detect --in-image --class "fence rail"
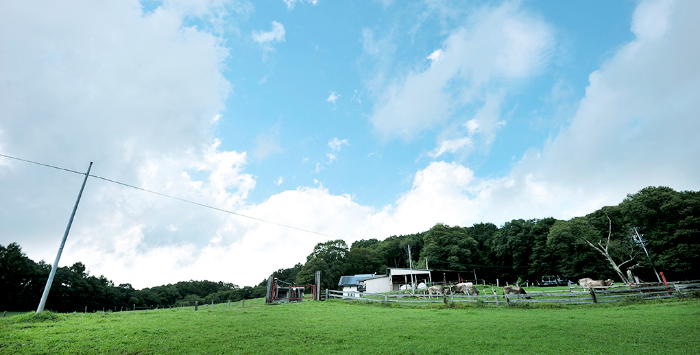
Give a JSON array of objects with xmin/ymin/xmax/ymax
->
[{"xmin": 326, "ymin": 283, "xmax": 700, "ymax": 305}]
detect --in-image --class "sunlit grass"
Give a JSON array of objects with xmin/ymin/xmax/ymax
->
[{"xmin": 1, "ymin": 298, "xmax": 698, "ymax": 354}]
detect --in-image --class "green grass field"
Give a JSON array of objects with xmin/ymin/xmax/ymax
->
[{"xmin": 1, "ymin": 298, "xmax": 699, "ymax": 354}]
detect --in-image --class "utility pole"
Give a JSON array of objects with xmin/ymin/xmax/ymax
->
[
  {"xmin": 407, "ymin": 245, "xmax": 415, "ymax": 294},
  {"xmin": 37, "ymin": 162, "xmax": 92, "ymax": 313},
  {"xmin": 632, "ymin": 227, "xmax": 662, "ymax": 283}
]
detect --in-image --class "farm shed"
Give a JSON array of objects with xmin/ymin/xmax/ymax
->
[
  {"xmin": 338, "ymin": 274, "xmax": 376, "ymax": 297},
  {"xmin": 364, "ymin": 275, "xmax": 391, "ymax": 293},
  {"xmin": 429, "ymin": 269, "xmax": 480, "ymax": 285},
  {"xmin": 387, "ymin": 268, "xmax": 432, "ymax": 291}
]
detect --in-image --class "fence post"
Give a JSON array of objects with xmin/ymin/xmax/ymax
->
[
  {"xmin": 242, "ymin": 299, "xmax": 245, "ymax": 307},
  {"xmin": 228, "ymin": 300, "xmax": 230, "ymax": 309},
  {"xmin": 3, "ymin": 311, "xmax": 6, "ymax": 318},
  {"xmin": 443, "ymin": 294, "xmax": 447, "ymax": 306},
  {"xmin": 195, "ymin": 301, "xmax": 198, "ymax": 311},
  {"xmin": 590, "ymin": 288, "xmax": 598, "ymax": 304},
  {"xmin": 497, "ymin": 279, "xmax": 499, "ymax": 287},
  {"xmin": 326, "ymin": 289, "xmax": 329, "ymax": 301},
  {"xmin": 133, "ymin": 304, "xmax": 135, "ymax": 311},
  {"xmin": 84, "ymin": 306, "xmax": 87, "ymax": 313},
  {"xmin": 673, "ymin": 284, "xmax": 685, "ymax": 298},
  {"xmin": 384, "ymin": 294, "xmax": 388, "ymax": 303},
  {"xmin": 505, "ymin": 294, "xmax": 511, "ymax": 306}
]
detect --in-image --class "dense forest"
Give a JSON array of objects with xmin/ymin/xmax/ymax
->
[{"xmin": 2, "ymin": 186, "xmax": 698, "ymax": 312}]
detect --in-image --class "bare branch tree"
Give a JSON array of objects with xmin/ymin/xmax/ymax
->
[{"xmin": 581, "ymin": 214, "xmax": 641, "ymax": 284}]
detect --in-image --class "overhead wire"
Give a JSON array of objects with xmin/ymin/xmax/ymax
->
[{"xmin": 0, "ymin": 153, "xmax": 336, "ymax": 238}]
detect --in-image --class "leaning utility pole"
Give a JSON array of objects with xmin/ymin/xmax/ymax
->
[
  {"xmin": 632, "ymin": 227, "xmax": 663, "ymax": 283},
  {"xmin": 37, "ymin": 162, "xmax": 92, "ymax": 313}
]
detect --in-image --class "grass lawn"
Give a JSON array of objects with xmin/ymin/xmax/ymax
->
[{"xmin": 1, "ymin": 298, "xmax": 698, "ymax": 354}]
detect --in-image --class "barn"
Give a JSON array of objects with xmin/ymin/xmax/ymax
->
[
  {"xmin": 363, "ymin": 268, "xmax": 432, "ymax": 293},
  {"xmin": 338, "ymin": 274, "xmax": 376, "ymax": 297}
]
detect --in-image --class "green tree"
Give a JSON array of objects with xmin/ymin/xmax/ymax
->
[
  {"xmin": 345, "ymin": 247, "xmax": 383, "ymax": 275},
  {"xmin": 546, "ymin": 217, "xmax": 611, "ymax": 280},
  {"xmin": 420, "ymin": 223, "xmax": 478, "ymax": 271},
  {"xmin": 621, "ymin": 186, "xmax": 700, "ymax": 280}
]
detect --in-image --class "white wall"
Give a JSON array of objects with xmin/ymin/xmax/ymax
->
[{"xmin": 365, "ymin": 276, "xmax": 391, "ymax": 293}]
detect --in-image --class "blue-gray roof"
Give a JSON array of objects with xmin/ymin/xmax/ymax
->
[{"xmin": 338, "ymin": 274, "xmax": 375, "ymax": 286}]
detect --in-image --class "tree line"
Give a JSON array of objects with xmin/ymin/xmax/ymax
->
[
  {"xmin": 0, "ymin": 245, "xmax": 268, "ymax": 312},
  {"xmin": 2, "ymin": 186, "xmax": 698, "ymax": 311},
  {"xmin": 287, "ymin": 186, "xmax": 699, "ymax": 290}
]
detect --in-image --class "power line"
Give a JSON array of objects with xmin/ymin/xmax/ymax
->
[{"xmin": 0, "ymin": 153, "xmax": 336, "ymax": 238}]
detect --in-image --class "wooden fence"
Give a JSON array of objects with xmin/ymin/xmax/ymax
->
[{"xmin": 326, "ymin": 283, "xmax": 700, "ymax": 305}]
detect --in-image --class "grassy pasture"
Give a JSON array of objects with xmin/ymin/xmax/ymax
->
[{"xmin": 1, "ymin": 298, "xmax": 698, "ymax": 354}]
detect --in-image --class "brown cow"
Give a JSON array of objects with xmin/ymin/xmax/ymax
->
[{"xmin": 503, "ymin": 286, "xmax": 530, "ymax": 300}]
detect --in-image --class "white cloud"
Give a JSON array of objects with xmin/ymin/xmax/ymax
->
[
  {"xmin": 328, "ymin": 138, "xmax": 348, "ymax": 151},
  {"xmin": 252, "ymin": 21, "xmax": 285, "ymax": 54},
  {"xmin": 283, "ymin": 0, "xmax": 318, "ymax": 11},
  {"xmin": 327, "ymin": 153, "xmax": 337, "ymax": 163},
  {"xmin": 428, "ymin": 137, "xmax": 472, "ymax": 158},
  {"xmin": 327, "ymin": 91, "xmax": 340, "ymax": 104},
  {"xmin": 275, "ymin": 176, "xmax": 284, "ymax": 186},
  {"xmin": 427, "ymin": 49, "xmax": 442, "ymax": 62},
  {"xmin": 368, "ymin": 2, "xmax": 553, "ymax": 140}
]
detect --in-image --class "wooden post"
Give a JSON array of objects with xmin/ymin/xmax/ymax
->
[
  {"xmin": 384, "ymin": 294, "xmax": 388, "ymax": 303},
  {"xmin": 195, "ymin": 301, "xmax": 198, "ymax": 311},
  {"xmin": 326, "ymin": 289, "xmax": 329, "ymax": 301},
  {"xmin": 228, "ymin": 300, "xmax": 230, "ymax": 309},
  {"xmin": 242, "ymin": 299, "xmax": 245, "ymax": 307},
  {"xmin": 492, "ymin": 287, "xmax": 499, "ymax": 305},
  {"xmin": 505, "ymin": 294, "xmax": 511, "ymax": 306},
  {"xmin": 84, "ymin": 306, "xmax": 87, "ymax": 313},
  {"xmin": 590, "ymin": 288, "xmax": 598, "ymax": 304},
  {"xmin": 443, "ymin": 294, "xmax": 447, "ymax": 306},
  {"xmin": 497, "ymin": 279, "xmax": 499, "ymax": 287},
  {"xmin": 3, "ymin": 311, "xmax": 6, "ymax": 318},
  {"xmin": 133, "ymin": 304, "xmax": 135, "ymax": 311}
]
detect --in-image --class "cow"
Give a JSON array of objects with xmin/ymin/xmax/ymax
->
[
  {"xmin": 452, "ymin": 283, "xmax": 471, "ymax": 294},
  {"xmin": 503, "ymin": 286, "xmax": 530, "ymax": 300},
  {"xmin": 427, "ymin": 285, "xmax": 446, "ymax": 298},
  {"xmin": 587, "ymin": 279, "xmax": 614, "ymax": 288},
  {"xmin": 578, "ymin": 278, "xmax": 593, "ymax": 290}
]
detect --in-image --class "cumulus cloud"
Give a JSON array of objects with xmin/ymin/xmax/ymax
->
[
  {"xmin": 368, "ymin": 2, "xmax": 553, "ymax": 140},
  {"xmin": 0, "ymin": 0, "xmax": 249, "ymax": 286}
]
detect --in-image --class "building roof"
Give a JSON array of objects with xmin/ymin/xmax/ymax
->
[
  {"xmin": 338, "ymin": 274, "xmax": 376, "ymax": 286},
  {"xmin": 387, "ymin": 268, "xmax": 431, "ymax": 276}
]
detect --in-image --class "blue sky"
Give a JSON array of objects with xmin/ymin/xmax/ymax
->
[
  {"xmin": 214, "ymin": 0, "xmax": 637, "ymax": 207},
  {"xmin": 1, "ymin": 0, "xmax": 698, "ymax": 288}
]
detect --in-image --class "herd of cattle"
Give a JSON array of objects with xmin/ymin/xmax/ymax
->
[{"xmin": 424, "ymin": 278, "xmax": 614, "ymax": 299}]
